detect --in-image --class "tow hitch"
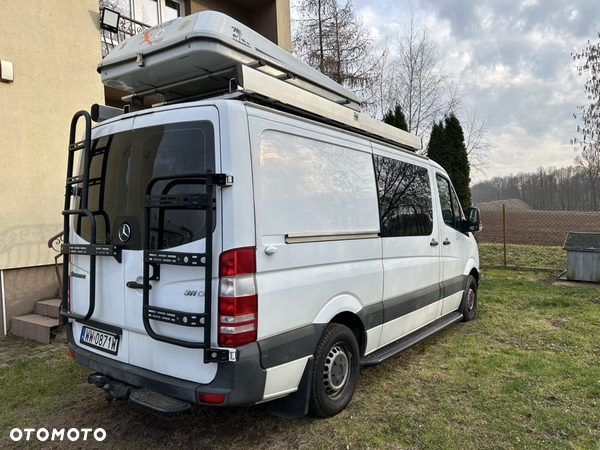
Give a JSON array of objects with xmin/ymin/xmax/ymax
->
[{"xmin": 88, "ymin": 373, "xmax": 191, "ymax": 419}]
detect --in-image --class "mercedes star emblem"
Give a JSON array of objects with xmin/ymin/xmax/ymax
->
[{"xmin": 118, "ymin": 223, "xmax": 131, "ymax": 243}]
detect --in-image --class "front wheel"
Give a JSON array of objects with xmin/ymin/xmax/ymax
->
[
  {"xmin": 461, "ymin": 274, "xmax": 478, "ymax": 322},
  {"xmin": 309, "ymin": 323, "xmax": 360, "ymax": 418}
]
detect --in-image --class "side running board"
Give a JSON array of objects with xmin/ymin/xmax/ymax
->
[{"xmin": 361, "ymin": 312, "xmax": 463, "ymax": 367}]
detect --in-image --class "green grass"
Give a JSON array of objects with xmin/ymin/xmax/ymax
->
[
  {"xmin": 479, "ymin": 243, "xmax": 567, "ymax": 269},
  {"xmin": 1, "ymin": 270, "xmax": 599, "ymax": 449},
  {"xmin": 0, "ymin": 352, "xmax": 90, "ymax": 434}
]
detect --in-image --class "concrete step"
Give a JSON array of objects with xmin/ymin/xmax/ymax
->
[
  {"xmin": 36, "ymin": 299, "xmax": 62, "ymax": 319},
  {"xmin": 11, "ymin": 314, "xmax": 59, "ymax": 345}
]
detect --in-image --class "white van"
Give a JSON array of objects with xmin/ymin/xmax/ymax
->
[{"xmin": 63, "ymin": 11, "xmax": 481, "ymax": 419}]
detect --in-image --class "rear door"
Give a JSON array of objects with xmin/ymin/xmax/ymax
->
[
  {"xmin": 70, "ymin": 118, "xmax": 134, "ymax": 365},
  {"xmin": 71, "ymin": 106, "xmax": 221, "ymax": 384}
]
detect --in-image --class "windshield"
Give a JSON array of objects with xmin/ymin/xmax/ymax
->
[{"xmin": 76, "ymin": 121, "xmax": 216, "ymax": 250}]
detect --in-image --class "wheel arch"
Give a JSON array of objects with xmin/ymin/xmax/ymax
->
[
  {"xmin": 464, "ymin": 257, "xmax": 480, "ymax": 286},
  {"xmin": 314, "ymin": 294, "xmax": 367, "ymax": 356}
]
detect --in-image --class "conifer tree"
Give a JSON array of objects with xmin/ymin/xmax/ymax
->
[
  {"xmin": 427, "ymin": 114, "xmax": 471, "ymax": 209},
  {"xmin": 383, "ymin": 104, "xmax": 408, "ymax": 131},
  {"xmin": 444, "ymin": 114, "xmax": 471, "ymax": 209},
  {"xmin": 293, "ymin": 0, "xmax": 377, "ymax": 92},
  {"xmin": 426, "ymin": 120, "xmax": 446, "ymax": 167}
]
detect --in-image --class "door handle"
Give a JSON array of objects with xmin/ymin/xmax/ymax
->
[
  {"xmin": 443, "ymin": 239, "xmax": 451, "ymax": 245},
  {"xmin": 126, "ymin": 281, "xmax": 151, "ymax": 290},
  {"xmin": 430, "ymin": 239, "xmax": 439, "ymax": 247}
]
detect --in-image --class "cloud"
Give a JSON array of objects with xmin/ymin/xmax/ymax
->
[
  {"xmin": 480, "ymin": 124, "xmax": 577, "ymax": 181},
  {"xmin": 351, "ymin": 0, "xmax": 594, "ymax": 180}
]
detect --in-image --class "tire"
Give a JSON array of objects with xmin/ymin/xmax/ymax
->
[
  {"xmin": 461, "ymin": 274, "xmax": 478, "ymax": 322},
  {"xmin": 309, "ymin": 323, "xmax": 360, "ymax": 418}
]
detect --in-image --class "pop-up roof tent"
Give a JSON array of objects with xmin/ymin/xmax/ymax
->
[{"xmin": 98, "ymin": 11, "xmax": 421, "ymax": 151}]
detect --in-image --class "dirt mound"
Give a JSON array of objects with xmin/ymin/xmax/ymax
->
[{"xmin": 476, "ymin": 199, "xmax": 531, "ymax": 211}]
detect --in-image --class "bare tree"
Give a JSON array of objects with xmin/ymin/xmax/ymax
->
[
  {"xmin": 390, "ymin": 16, "xmax": 461, "ymax": 140},
  {"xmin": 471, "ymin": 164, "xmax": 599, "ymax": 211},
  {"xmin": 572, "ymin": 33, "xmax": 600, "ymax": 209},
  {"xmin": 361, "ymin": 39, "xmax": 397, "ymax": 118},
  {"xmin": 293, "ymin": 0, "xmax": 381, "ymax": 96},
  {"xmin": 574, "ymin": 148, "xmax": 600, "ymax": 209},
  {"xmin": 462, "ymin": 106, "xmax": 494, "ymax": 176}
]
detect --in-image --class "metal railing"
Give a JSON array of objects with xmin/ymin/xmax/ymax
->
[
  {"xmin": 100, "ymin": 7, "xmax": 151, "ymax": 58},
  {"xmin": 47, "ymin": 231, "xmax": 64, "ymax": 298}
]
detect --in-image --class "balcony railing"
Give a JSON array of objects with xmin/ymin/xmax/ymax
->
[{"xmin": 100, "ymin": 7, "xmax": 151, "ymax": 58}]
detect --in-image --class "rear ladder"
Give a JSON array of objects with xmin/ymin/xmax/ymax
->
[{"xmin": 61, "ymin": 111, "xmax": 122, "ymax": 325}]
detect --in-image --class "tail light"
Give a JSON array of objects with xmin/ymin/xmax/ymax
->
[{"xmin": 218, "ymin": 248, "xmax": 257, "ymax": 347}]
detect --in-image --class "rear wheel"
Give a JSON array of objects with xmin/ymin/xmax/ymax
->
[
  {"xmin": 309, "ymin": 323, "xmax": 360, "ymax": 418},
  {"xmin": 461, "ymin": 275, "xmax": 478, "ymax": 322}
]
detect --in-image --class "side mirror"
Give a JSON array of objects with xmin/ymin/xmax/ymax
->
[{"xmin": 465, "ymin": 207, "xmax": 481, "ymax": 233}]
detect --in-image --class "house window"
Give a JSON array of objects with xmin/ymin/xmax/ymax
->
[
  {"xmin": 142, "ymin": 0, "xmax": 160, "ymax": 26},
  {"xmin": 100, "ymin": 0, "xmax": 185, "ymax": 26},
  {"xmin": 135, "ymin": 0, "xmax": 184, "ymax": 26},
  {"xmin": 165, "ymin": 0, "xmax": 182, "ymax": 21}
]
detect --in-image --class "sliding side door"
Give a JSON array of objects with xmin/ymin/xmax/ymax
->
[{"xmin": 373, "ymin": 145, "xmax": 442, "ymax": 347}]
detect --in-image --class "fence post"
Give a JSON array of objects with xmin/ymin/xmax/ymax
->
[{"xmin": 502, "ymin": 203, "xmax": 507, "ymax": 266}]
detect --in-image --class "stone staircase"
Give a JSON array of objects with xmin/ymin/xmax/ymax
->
[{"xmin": 11, "ymin": 299, "xmax": 61, "ymax": 344}]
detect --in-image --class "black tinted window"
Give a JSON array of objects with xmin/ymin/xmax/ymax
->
[
  {"xmin": 374, "ymin": 155, "xmax": 434, "ymax": 237},
  {"xmin": 78, "ymin": 121, "xmax": 215, "ymax": 250}
]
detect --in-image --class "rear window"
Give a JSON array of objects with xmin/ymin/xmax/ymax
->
[{"xmin": 77, "ymin": 121, "xmax": 215, "ymax": 250}]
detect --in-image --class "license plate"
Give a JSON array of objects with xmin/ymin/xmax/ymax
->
[{"xmin": 80, "ymin": 326, "xmax": 120, "ymax": 355}]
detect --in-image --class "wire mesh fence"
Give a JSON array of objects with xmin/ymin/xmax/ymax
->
[{"xmin": 477, "ymin": 203, "xmax": 600, "ymax": 270}]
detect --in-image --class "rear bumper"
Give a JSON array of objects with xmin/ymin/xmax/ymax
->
[{"xmin": 68, "ymin": 324, "xmax": 266, "ymax": 406}]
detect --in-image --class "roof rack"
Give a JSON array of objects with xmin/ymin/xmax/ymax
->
[
  {"xmin": 120, "ymin": 62, "xmax": 421, "ymax": 152},
  {"xmin": 241, "ymin": 65, "xmax": 421, "ymax": 150}
]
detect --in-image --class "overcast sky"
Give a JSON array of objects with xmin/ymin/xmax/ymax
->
[{"xmin": 331, "ymin": 0, "xmax": 597, "ymax": 182}]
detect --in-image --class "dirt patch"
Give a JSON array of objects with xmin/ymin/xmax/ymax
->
[
  {"xmin": 20, "ymin": 383, "xmax": 317, "ymax": 450},
  {"xmin": 550, "ymin": 317, "xmax": 569, "ymax": 328}
]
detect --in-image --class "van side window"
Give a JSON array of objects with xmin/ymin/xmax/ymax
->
[
  {"xmin": 436, "ymin": 174, "xmax": 463, "ymax": 229},
  {"xmin": 374, "ymin": 155, "xmax": 434, "ymax": 237}
]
